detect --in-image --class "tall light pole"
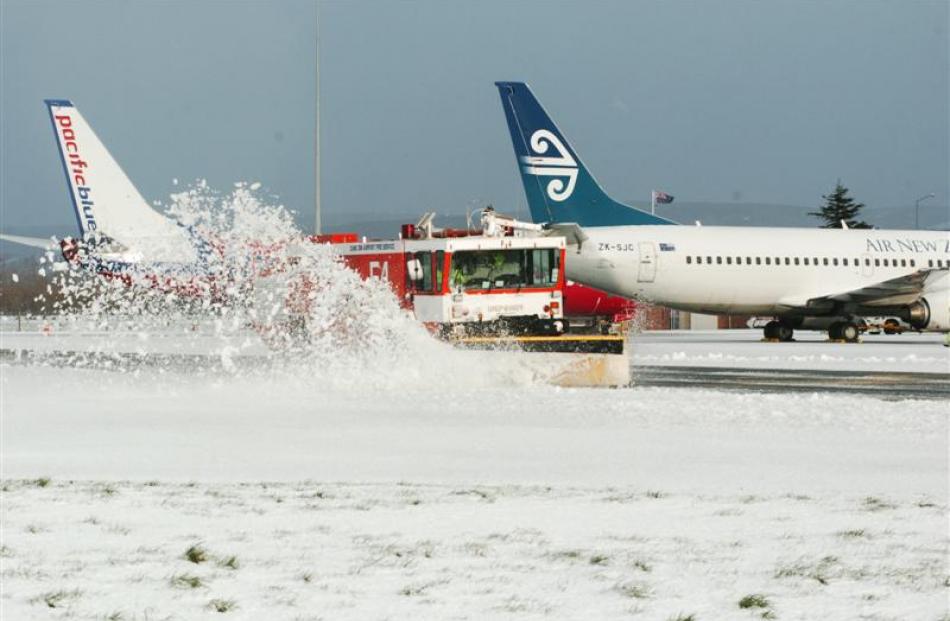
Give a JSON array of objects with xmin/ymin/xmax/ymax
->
[
  {"xmin": 314, "ymin": 2, "xmax": 322, "ymax": 235},
  {"xmin": 914, "ymin": 193, "xmax": 934, "ymax": 230}
]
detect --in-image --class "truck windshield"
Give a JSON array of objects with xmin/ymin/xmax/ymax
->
[{"xmin": 450, "ymin": 248, "xmax": 559, "ymax": 291}]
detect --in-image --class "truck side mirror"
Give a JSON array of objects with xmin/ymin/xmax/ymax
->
[{"xmin": 407, "ymin": 258, "xmax": 423, "ymax": 281}]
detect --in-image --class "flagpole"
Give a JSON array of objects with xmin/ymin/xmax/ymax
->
[{"xmin": 651, "ymin": 190, "xmax": 656, "ymax": 216}]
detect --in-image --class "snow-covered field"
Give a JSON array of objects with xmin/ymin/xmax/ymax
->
[{"xmin": 2, "ymin": 347, "xmax": 948, "ymax": 620}]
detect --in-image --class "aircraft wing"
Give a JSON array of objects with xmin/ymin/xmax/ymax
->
[
  {"xmin": 0, "ymin": 233, "xmax": 57, "ymax": 249},
  {"xmin": 786, "ymin": 268, "xmax": 948, "ymax": 310}
]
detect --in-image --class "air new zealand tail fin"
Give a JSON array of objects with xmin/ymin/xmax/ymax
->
[{"xmin": 495, "ymin": 82, "xmax": 674, "ymax": 227}]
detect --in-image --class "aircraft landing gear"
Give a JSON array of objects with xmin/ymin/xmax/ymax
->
[
  {"xmin": 763, "ymin": 321, "xmax": 794, "ymax": 342},
  {"xmin": 829, "ymin": 321, "xmax": 860, "ymax": 343}
]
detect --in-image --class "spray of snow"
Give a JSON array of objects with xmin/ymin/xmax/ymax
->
[{"xmin": 27, "ymin": 181, "xmax": 541, "ymax": 390}]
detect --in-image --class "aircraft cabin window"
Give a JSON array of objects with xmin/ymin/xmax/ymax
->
[
  {"xmin": 726, "ymin": 257, "xmax": 732, "ymax": 265},
  {"xmin": 900, "ymin": 259, "xmax": 906, "ymax": 267},
  {"xmin": 833, "ymin": 258, "xmax": 839, "ymax": 266},
  {"xmin": 736, "ymin": 257, "xmax": 742, "ymax": 264},
  {"xmin": 765, "ymin": 257, "xmax": 771, "ymax": 265},
  {"xmin": 874, "ymin": 259, "xmax": 880, "ymax": 267},
  {"xmin": 706, "ymin": 256, "xmax": 712, "ymax": 264},
  {"xmin": 755, "ymin": 257, "xmax": 761, "ymax": 265},
  {"xmin": 784, "ymin": 257, "xmax": 790, "ymax": 265},
  {"xmin": 803, "ymin": 258, "xmax": 809, "ymax": 265},
  {"xmin": 686, "ymin": 256, "xmax": 692, "ymax": 264},
  {"xmin": 823, "ymin": 258, "xmax": 829, "ymax": 266},
  {"xmin": 928, "ymin": 259, "xmax": 934, "ymax": 267},
  {"xmin": 794, "ymin": 258, "xmax": 800, "ymax": 265},
  {"xmin": 883, "ymin": 259, "xmax": 889, "ymax": 267},
  {"xmin": 813, "ymin": 257, "xmax": 818, "ymax": 265},
  {"xmin": 716, "ymin": 256, "xmax": 722, "ymax": 265},
  {"xmin": 843, "ymin": 258, "xmax": 848, "ymax": 266},
  {"xmin": 865, "ymin": 258, "xmax": 870, "ymax": 266},
  {"xmin": 910, "ymin": 259, "xmax": 915, "ymax": 267}
]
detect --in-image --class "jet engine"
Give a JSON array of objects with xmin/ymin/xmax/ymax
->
[{"xmin": 904, "ymin": 289, "xmax": 949, "ymax": 331}]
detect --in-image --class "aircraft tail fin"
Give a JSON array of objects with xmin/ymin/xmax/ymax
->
[
  {"xmin": 44, "ymin": 100, "xmax": 194, "ymax": 261},
  {"xmin": 494, "ymin": 82, "xmax": 674, "ymax": 227}
]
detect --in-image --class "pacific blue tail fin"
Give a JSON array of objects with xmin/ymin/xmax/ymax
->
[
  {"xmin": 495, "ymin": 82, "xmax": 674, "ymax": 227},
  {"xmin": 44, "ymin": 99, "xmax": 195, "ymax": 262}
]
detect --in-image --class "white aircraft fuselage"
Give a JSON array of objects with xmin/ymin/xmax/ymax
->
[{"xmin": 570, "ymin": 225, "xmax": 950, "ymax": 328}]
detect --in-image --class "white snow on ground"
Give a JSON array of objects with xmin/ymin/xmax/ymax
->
[
  {"xmin": 632, "ymin": 329, "xmax": 950, "ymax": 373},
  {"xmin": 2, "ymin": 361, "xmax": 948, "ymax": 620},
  {"xmin": 2, "ymin": 479, "xmax": 945, "ymax": 621}
]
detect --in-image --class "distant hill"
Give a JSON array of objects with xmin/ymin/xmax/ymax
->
[
  {"xmin": 632, "ymin": 201, "xmax": 948, "ymax": 230},
  {"xmin": 324, "ymin": 200, "xmax": 949, "ymax": 235},
  {"xmin": 3, "ymin": 200, "xmax": 946, "ymax": 260}
]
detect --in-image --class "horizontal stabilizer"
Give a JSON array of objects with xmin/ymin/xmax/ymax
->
[{"xmin": 0, "ymin": 233, "xmax": 57, "ymax": 249}]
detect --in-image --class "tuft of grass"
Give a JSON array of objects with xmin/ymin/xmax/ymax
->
[
  {"xmin": 170, "ymin": 574, "xmax": 204, "ymax": 589},
  {"xmin": 400, "ymin": 584, "xmax": 428, "ymax": 597},
  {"xmin": 208, "ymin": 599, "xmax": 236, "ymax": 613},
  {"xmin": 33, "ymin": 589, "xmax": 81, "ymax": 608},
  {"xmin": 632, "ymin": 559, "xmax": 652, "ymax": 572},
  {"xmin": 645, "ymin": 490, "xmax": 665, "ymax": 499},
  {"xmin": 34, "ymin": 477, "xmax": 51, "ymax": 488},
  {"xmin": 550, "ymin": 549, "xmax": 582, "ymax": 561},
  {"xmin": 184, "ymin": 544, "xmax": 208, "ymax": 564},
  {"xmin": 863, "ymin": 496, "xmax": 895, "ymax": 511},
  {"xmin": 838, "ymin": 528, "xmax": 869, "ymax": 539},
  {"xmin": 105, "ymin": 611, "xmax": 126, "ymax": 620},
  {"xmin": 219, "ymin": 555, "xmax": 239, "ymax": 570},
  {"xmin": 775, "ymin": 555, "xmax": 837, "ymax": 585},
  {"xmin": 615, "ymin": 582, "xmax": 650, "ymax": 599},
  {"xmin": 667, "ymin": 614, "xmax": 696, "ymax": 621},
  {"xmin": 300, "ymin": 572, "xmax": 313, "ymax": 583},
  {"xmin": 589, "ymin": 554, "xmax": 609, "ymax": 566},
  {"xmin": 451, "ymin": 488, "xmax": 494, "ymax": 502},
  {"xmin": 738, "ymin": 594, "xmax": 771, "ymax": 609}
]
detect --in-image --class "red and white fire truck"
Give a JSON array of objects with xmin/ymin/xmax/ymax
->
[{"xmin": 323, "ymin": 209, "xmax": 571, "ymax": 338}]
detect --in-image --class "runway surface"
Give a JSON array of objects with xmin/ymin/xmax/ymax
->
[{"xmin": 633, "ymin": 365, "xmax": 949, "ymax": 400}]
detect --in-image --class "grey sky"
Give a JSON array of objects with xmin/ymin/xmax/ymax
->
[{"xmin": 2, "ymin": 0, "xmax": 947, "ymax": 235}]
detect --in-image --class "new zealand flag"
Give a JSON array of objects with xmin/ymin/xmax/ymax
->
[{"xmin": 654, "ymin": 191, "xmax": 674, "ymax": 204}]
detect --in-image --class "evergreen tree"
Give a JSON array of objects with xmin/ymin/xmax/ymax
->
[{"xmin": 809, "ymin": 181, "xmax": 872, "ymax": 229}]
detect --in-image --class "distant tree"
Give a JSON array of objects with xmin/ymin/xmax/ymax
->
[{"xmin": 809, "ymin": 181, "xmax": 872, "ymax": 229}]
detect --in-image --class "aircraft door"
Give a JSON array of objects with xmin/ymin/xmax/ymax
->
[{"xmin": 637, "ymin": 242, "xmax": 657, "ymax": 283}]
